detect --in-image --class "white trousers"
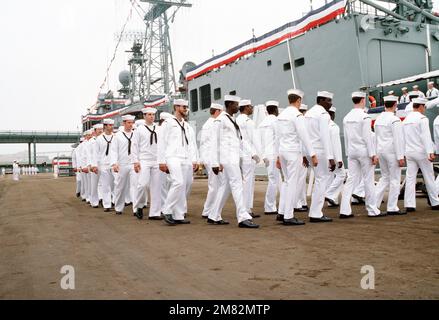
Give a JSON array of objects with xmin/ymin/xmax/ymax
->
[
  {"xmin": 208, "ymin": 163, "xmax": 253, "ymax": 223},
  {"xmin": 296, "ymin": 166, "xmax": 308, "ymax": 209},
  {"xmin": 75, "ymin": 173, "xmax": 81, "ymax": 195},
  {"xmin": 80, "ymin": 172, "xmax": 90, "ymax": 202},
  {"xmin": 264, "ymin": 159, "xmax": 280, "ymax": 213},
  {"xmin": 309, "ymin": 153, "xmax": 333, "ymax": 218},
  {"xmin": 278, "ymin": 153, "xmax": 302, "ymax": 220},
  {"xmin": 375, "ymin": 153, "xmax": 402, "ymax": 212},
  {"xmin": 340, "ymin": 157, "xmax": 380, "ymax": 216},
  {"xmin": 163, "ymin": 160, "xmax": 192, "ymax": 220},
  {"xmin": 241, "ymin": 161, "xmax": 256, "ymax": 212},
  {"xmin": 325, "ymin": 167, "xmax": 347, "ymax": 204},
  {"xmin": 202, "ymin": 164, "xmax": 220, "ymax": 218},
  {"xmin": 113, "ymin": 165, "xmax": 134, "ymax": 213},
  {"xmin": 160, "ymin": 172, "xmax": 170, "ymax": 209},
  {"xmin": 90, "ymin": 172, "xmax": 100, "ymax": 207},
  {"xmin": 134, "ymin": 162, "xmax": 161, "ymax": 217},
  {"xmin": 404, "ymin": 154, "xmax": 439, "ymax": 208},
  {"xmin": 12, "ymin": 173, "xmax": 19, "ymax": 181},
  {"xmin": 99, "ymin": 167, "xmax": 114, "ymax": 209}
]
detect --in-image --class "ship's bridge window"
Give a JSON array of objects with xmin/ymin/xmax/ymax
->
[
  {"xmin": 190, "ymin": 89, "xmax": 198, "ymax": 112},
  {"xmin": 283, "ymin": 62, "xmax": 291, "ymax": 71},
  {"xmin": 295, "ymin": 58, "xmax": 305, "ymax": 68},
  {"xmin": 267, "ymin": 60, "xmax": 272, "ymax": 67},
  {"xmin": 214, "ymin": 87, "xmax": 222, "ymax": 101},
  {"xmin": 200, "ymin": 84, "xmax": 212, "ymax": 110},
  {"xmin": 229, "ymin": 90, "xmax": 237, "ymax": 95}
]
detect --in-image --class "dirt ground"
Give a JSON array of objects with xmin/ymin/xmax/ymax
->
[{"xmin": 0, "ymin": 173, "xmax": 438, "ymax": 300}]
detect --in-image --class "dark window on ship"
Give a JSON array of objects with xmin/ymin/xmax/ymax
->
[
  {"xmin": 199, "ymin": 84, "xmax": 212, "ymax": 110},
  {"xmin": 229, "ymin": 90, "xmax": 237, "ymax": 95},
  {"xmin": 267, "ymin": 60, "xmax": 272, "ymax": 67},
  {"xmin": 295, "ymin": 58, "xmax": 305, "ymax": 68},
  {"xmin": 214, "ymin": 87, "xmax": 222, "ymax": 101},
  {"xmin": 190, "ymin": 89, "xmax": 198, "ymax": 112},
  {"xmin": 283, "ymin": 62, "xmax": 291, "ymax": 71}
]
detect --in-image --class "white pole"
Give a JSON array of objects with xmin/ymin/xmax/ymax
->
[{"xmin": 286, "ymin": 37, "xmax": 297, "ymax": 89}]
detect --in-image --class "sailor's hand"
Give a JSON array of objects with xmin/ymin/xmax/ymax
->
[
  {"xmin": 329, "ymin": 159, "xmax": 336, "ymax": 172},
  {"xmin": 263, "ymin": 158, "xmax": 270, "ymax": 167},
  {"xmin": 219, "ymin": 165, "xmax": 224, "ymax": 173},
  {"xmin": 398, "ymin": 159, "xmax": 406, "ymax": 168},
  {"xmin": 82, "ymin": 167, "xmax": 89, "ymax": 174},
  {"xmin": 429, "ymin": 154, "xmax": 436, "ymax": 162},
  {"xmin": 159, "ymin": 164, "xmax": 169, "ymax": 174},
  {"xmin": 276, "ymin": 158, "xmax": 282, "ymax": 170},
  {"xmin": 212, "ymin": 167, "xmax": 220, "ymax": 175},
  {"xmin": 372, "ymin": 156, "xmax": 379, "ymax": 166},
  {"xmin": 112, "ymin": 164, "xmax": 119, "ymax": 173},
  {"xmin": 193, "ymin": 163, "xmax": 199, "ymax": 173},
  {"xmin": 134, "ymin": 163, "xmax": 141, "ymax": 173},
  {"xmin": 303, "ymin": 157, "xmax": 310, "ymax": 168},
  {"xmin": 92, "ymin": 167, "xmax": 98, "ymax": 174},
  {"xmin": 338, "ymin": 161, "xmax": 343, "ymax": 169},
  {"xmin": 252, "ymin": 155, "xmax": 261, "ymax": 164},
  {"xmin": 311, "ymin": 155, "xmax": 318, "ymax": 167}
]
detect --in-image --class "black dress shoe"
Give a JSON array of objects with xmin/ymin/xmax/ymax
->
[
  {"xmin": 405, "ymin": 207, "xmax": 416, "ymax": 213},
  {"xmin": 104, "ymin": 208, "xmax": 112, "ymax": 213},
  {"xmin": 92, "ymin": 206, "xmax": 99, "ymax": 209},
  {"xmin": 387, "ymin": 211, "xmax": 407, "ymax": 216},
  {"xmin": 325, "ymin": 198, "xmax": 339, "ymax": 208},
  {"xmin": 294, "ymin": 207, "xmax": 308, "ymax": 213},
  {"xmin": 207, "ymin": 219, "xmax": 230, "ymax": 225},
  {"xmin": 339, "ymin": 214, "xmax": 354, "ymax": 219},
  {"xmin": 116, "ymin": 212, "xmax": 123, "ymax": 215},
  {"xmin": 302, "ymin": 206, "xmax": 309, "ymax": 211},
  {"xmin": 283, "ymin": 218, "xmax": 306, "ymax": 226},
  {"xmin": 264, "ymin": 212, "xmax": 278, "ymax": 215},
  {"xmin": 125, "ymin": 202, "xmax": 132, "ymax": 207},
  {"xmin": 163, "ymin": 214, "xmax": 177, "ymax": 226},
  {"xmin": 368, "ymin": 213, "xmax": 388, "ymax": 218},
  {"xmin": 99, "ymin": 200, "xmax": 103, "ymax": 208},
  {"xmin": 135, "ymin": 209, "xmax": 144, "ymax": 220},
  {"xmin": 432, "ymin": 205, "xmax": 439, "ymax": 211},
  {"xmin": 310, "ymin": 216, "xmax": 333, "ymax": 223},
  {"xmin": 149, "ymin": 216, "xmax": 164, "ymax": 221},
  {"xmin": 82, "ymin": 199, "xmax": 86, "ymax": 202},
  {"xmin": 174, "ymin": 219, "xmax": 191, "ymax": 225},
  {"xmin": 239, "ymin": 220, "xmax": 260, "ymax": 229},
  {"xmin": 201, "ymin": 215, "xmax": 209, "ymax": 219},
  {"xmin": 76, "ymin": 193, "xmax": 81, "ymax": 198},
  {"xmin": 250, "ymin": 212, "xmax": 261, "ymax": 219},
  {"xmin": 352, "ymin": 194, "xmax": 365, "ymax": 204},
  {"xmin": 276, "ymin": 214, "xmax": 284, "ymax": 222}
]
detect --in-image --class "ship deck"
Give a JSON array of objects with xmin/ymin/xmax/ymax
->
[{"xmin": 0, "ymin": 174, "xmax": 438, "ymax": 299}]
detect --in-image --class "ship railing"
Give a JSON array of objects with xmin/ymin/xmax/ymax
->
[
  {"xmin": 0, "ymin": 131, "xmax": 82, "ymax": 136},
  {"xmin": 347, "ymin": 0, "xmax": 393, "ymax": 18}
]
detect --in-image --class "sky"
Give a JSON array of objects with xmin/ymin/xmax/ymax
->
[{"xmin": 0, "ymin": 0, "xmax": 438, "ymax": 155}]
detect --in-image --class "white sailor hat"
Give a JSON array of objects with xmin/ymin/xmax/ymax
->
[
  {"xmin": 408, "ymin": 91, "xmax": 420, "ymax": 97},
  {"xmin": 135, "ymin": 120, "xmax": 146, "ymax": 126},
  {"xmin": 103, "ymin": 119, "xmax": 115, "ymax": 125},
  {"xmin": 388, "ymin": 91, "xmax": 395, "ymax": 95},
  {"xmin": 142, "ymin": 107, "xmax": 158, "ymax": 114},
  {"xmin": 299, "ymin": 104, "xmax": 308, "ymax": 111},
  {"xmin": 224, "ymin": 95, "xmax": 241, "ymax": 103},
  {"xmin": 288, "ymin": 89, "xmax": 304, "ymax": 99},
  {"xmin": 266, "ymin": 100, "xmax": 279, "ymax": 107},
  {"xmin": 413, "ymin": 85, "xmax": 419, "ymax": 89},
  {"xmin": 317, "ymin": 91, "xmax": 334, "ymax": 99},
  {"xmin": 210, "ymin": 103, "xmax": 224, "ymax": 111},
  {"xmin": 351, "ymin": 91, "xmax": 366, "ymax": 99},
  {"xmin": 160, "ymin": 112, "xmax": 173, "ymax": 121},
  {"xmin": 329, "ymin": 106, "xmax": 337, "ymax": 112},
  {"xmin": 412, "ymin": 98, "xmax": 428, "ymax": 105},
  {"xmin": 80, "ymin": 137, "xmax": 85, "ymax": 142},
  {"xmin": 384, "ymin": 95, "xmax": 399, "ymax": 103},
  {"xmin": 122, "ymin": 115, "xmax": 135, "ymax": 122},
  {"xmin": 93, "ymin": 124, "xmax": 104, "ymax": 130},
  {"xmin": 84, "ymin": 130, "xmax": 92, "ymax": 136},
  {"xmin": 174, "ymin": 99, "xmax": 189, "ymax": 106},
  {"xmin": 239, "ymin": 99, "xmax": 252, "ymax": 107},
  {"xmin": 401, "ymin": 87, "xmax": 408, "ymax": 91}
]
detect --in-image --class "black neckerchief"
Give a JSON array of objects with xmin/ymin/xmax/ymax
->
[
  {"xmin": 122, "ymin": 132, "xmax": 133, "ymax": 155},
  {"xmin": 145, "ymin": 124, "xmax": 157, "ymax": 145},
  {"xmin": 103, "ymin": 135, "xmax": 113, "ymax": 156},
  {"xmin": 225, "ymin": 114, "xmax": 242, "ymax": 140},
  {"xmin": 174, "ymin": 118, "xmax": 189, "ymax": 146}
]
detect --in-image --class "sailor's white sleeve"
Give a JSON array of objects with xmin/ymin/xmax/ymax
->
[
  {"xmin": 189, "ymin": 126, "xmax": 199, "ymax": 164},
  {"xmin": 110, "ymin": 136, "xmax": 119, "ymax": 167},
  {"xmin": 273, "ymin": 122, "xmax": 280, "ymax": 159},
  {"xmin": 330, "ymin": 125, "xmax": 343, "ymax": 163},
  {"xmin": 391, "ymin": 118, "xmax": 405, "ymax": 161},
  {"xmin": 210, "ymin": 119, "xmax": 221, "ymax": 168},
  {"xmin": 259, "ymin": 127, "xmax": 268, "ymax": 159},
  {"xmin": 319, "ymin": 114, "xmax": 334, "ymax": 160},
  {"xmin": 247, "ymin": 120, "xmax": 261, "ymax": 157},
  {"xmin": 420, "ymin": 117, "xmax": 434, "ymax": 156},
  {"xmin": 296, "ymin": 115, "xmax": 316, "ymax": 157},
  {"xmin": 427, "ymin": 97, "xmax": 439, "ymax": 110},
  {"xmin": 91, "ymin": 140, "xmax": 99, "ymax": 168},
  {"xmin": 72, "ymin": 149, "xmax": 77, "ymax": 168},
  {"xmin": 361, "ymin": 116, "xmax": 376, "ymax": 158},
  {"xmin": 199, "ymin": 125, "xmax": 208, "ymax": 165},
  {"xmin": 157, "ymin": 121, "xmax": 169, "ymax": 165},
  {"xmin": 434, "ymin": 119, "xmax": 439, "ymax": 154},
  {"xmin": 131, "ymin": 130, "xmax": 141, "ymax": 164}
]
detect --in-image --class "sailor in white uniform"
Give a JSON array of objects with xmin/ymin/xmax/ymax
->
[
  {"xmin": 158, "ymin": 112, "xmax": 173, "ymax": 209},
  {"xmin": 325, "ymin": 107, "xmax": 346, "ymax": 207},
  {"xmin": 110, "ymin": 115, "xmax": 136, "ymax": 215},
  {"xmin": 158, "ymin": 99, "xmax": 199, "ymax": 225},
  {"xmin": 295, "ymin": 104, "xmax": 311, "ymax": 212},
  {"xmin": 399, "ymin": 87, "xmax": 410, "ymax": 104},
  {"xmin": 79, "ymin": 130, "xmax": 92, "ymax": 203},
  {"xmin": 72, "ymin": 138, "xmax": 84, "ymax": 198},
  {"xmin": 374, "ymin": 95, "xmax": 406, "ymax": 215},
  {"xmin": 132, "ymin": 108, "xmax": 163, "ymax": 221},
  {"xmin": 402, "ymin": 98, "xmax": 439, "ymax": 211},
  {"xmin": 93, "ymin": 119, "xmax": 115, "ymax": 212},
  {"xmin": 209, "ymin": 95, "xmax": 259, "ymax": 228},
  {"xmin": 88, "ymin": 124, "xmax": 104, "ymax": 208},
  {"xmin": 200, "ymin": 103, "xmax": 224, "ymax": 219},
  {"xmin": 276, "ymin": 89, "xmax": 317, "ymax": 226},
  {"xmin": 304, "ymin": 91, "xmax": 336, "ymax": 223},
  {"xmin": 339, "ymin": 92, "xmax": 382, "ymax": 218},
  {"xmin": 258, "ymin": 101, "xmax": 281, "ymax": 215},
  {"xmin": 427, "ymin": 81, "xmax": 439, "ymax": 99},
  {"xmin": 12, "ymin": 161, "xmax": 20, "ymax": 181},
  {"xmin": 412, "ymin": 85, "xmax": 425, "ymax": 99},
  {"xmin": 237, "ymin": 99, "xmax": 261, "ymax": 218}
]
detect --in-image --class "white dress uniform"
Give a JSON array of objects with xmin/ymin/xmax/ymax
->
[
  {"xmin": 304, "ymin": 103, "xmax": 334, "ymax": 219},
  {"xmin": 72, "ymin": 145, "xmax": 81, "ymax": 196},
  {"xmin": 403, "ymin": 108, "xmax": 439, "ymax": 209},
  {"xmin": 157, "ymin": 116, "xmax": 198, "ymax": 221},
  {"xmin": 340, "ymin": 104, "xmax": 381, "ymax": 217},
  {"xmin": 325, "ymin": 119, "xmax": 346, "ymax": 204},
  {"xmin": 236, "ymin": 109, "xmax": 260, "ymax": 214},
  {"xmin": 400, "ymin": 94, "xmax": 410, "ymax": 104},
  {"xmin": 209, "ymin": 111, "xmax": 254, "ymax": 223},
  {"xmin": 427, "ymin": 87, "xmax": 439, "ymax": 99},
  {"xmin": 276, "ymin": 105, "xmax": 315, "ymax": 220},
  {"xmin": 94, "ymin": 132, "xmax": 115, "ymax": 210},
  {"xmin": 374, "ymin": 107, "xmax": 405, "ymax": 213},
  {"xmin": 131, "ymin": 122, "xmax": 161, "ymax": 218},
  {"xmin": 414, "ymin": 90, "xmax": 426, "ymax": 99},
  {"xmin": 259, "ymin": 114, "xmax": 281, "ymax": 213},
  {"xmin": 110, "ymin": 129, "xmax": 136, "ymax": 214},
  {"xmin": 186, "ymin": 123, "xmax": 199, "ymax": 198},
  {"xmin": 12, "ymin": 162, "xmax": 20, "ymax": 181},
  {"xmin": 200, "ymin": 117, "xmax": 219, "ymax": 218},
  {"xmin": 79, "ymin": 138, "xmax": 91, "ymax": 202},
  {"xmin": 434, "ymin": 116, "xmax": 439, "ymax": 191},
  {"xmin": 87, "ymin": 136, "xmax": 100, "ymax": 207}
]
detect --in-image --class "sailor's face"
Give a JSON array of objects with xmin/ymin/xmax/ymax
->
[
  {"xmin": 230, "ymin": 102, "xmax": 239, "ymax": 114},
  {"xmin": 95, "ymin": 129, "xmax": 103, "ymax": 136},
  {"xmin": 104, "ymin": 125, "xmax": 114, "ymax": 133},
  {"xmin": 176, "ymin": 105, "xmax": 189, "ymax": 116},
  {"xmin": 144, "ymin": 113, "xmax": 155, "ymax": 124},
  {"xmin": 247, "ymin": 106, "xmax": 254, "ymax": 116},
  {"xmin": 321, "ymin": 98, "xmax": 333, "ymax": 109},
  {"xmin": 124, "ymin": 120, "xmax": 134, "ymax": 131}
]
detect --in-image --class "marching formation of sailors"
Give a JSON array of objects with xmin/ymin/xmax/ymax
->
[{"xmin": 73, "ymin": 83, "xmax": 439, "ymax": 229}]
